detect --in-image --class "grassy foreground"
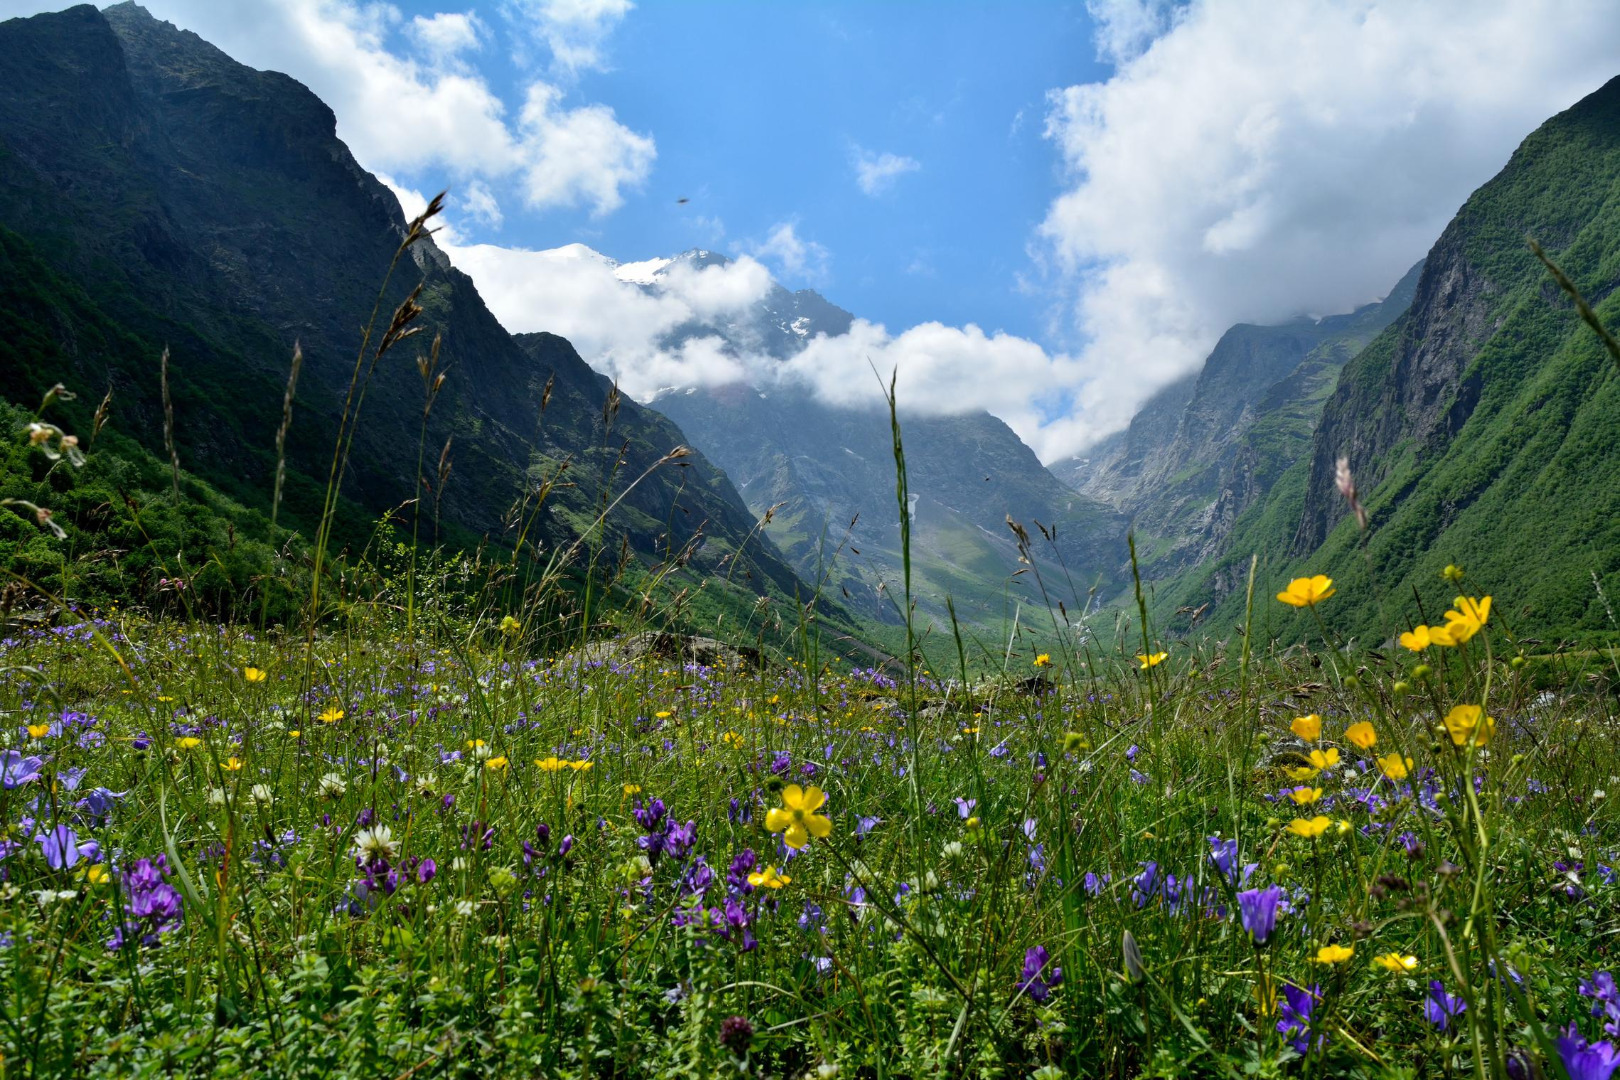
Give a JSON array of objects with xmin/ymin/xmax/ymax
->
[{"xmin": 0, "ymin": 567, "xmax": 1617, "ymax": 1079}]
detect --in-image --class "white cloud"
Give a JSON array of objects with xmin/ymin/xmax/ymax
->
[
  {"xmin": 459, "ymin": 179, "xmax": 504, "ymax": 229},
  {"xmin": 852, "ymin": 147, "xmax": 921, "ymax": 196},
  {"xmin": 408, "ymin": 11, "xmax": 485, "ymax": 64},
  {"xmin": 517, "ymin": 82, "xmax": 655, "ymax": 216},
  {"xmin": 1037, "ymin": 0, "xmax": 1620, "ymax": 458},
  {"xmin": 746, "ymin": 222, "xmax": 830, "ymax": 283},
  {"xmin": 507, "ymin": 0, "xmax": 635, "ymax": 76},
  {"xmin": 441, "ymin": 239, "xmax": 774, "ymax": 391},
  {"xmin": 59, "ymin": 0, "xmax": 653, "ymax": 220},
  {"xmin": 1084, "ymin": 0, "xmax": 1179, "ymax": 65}
]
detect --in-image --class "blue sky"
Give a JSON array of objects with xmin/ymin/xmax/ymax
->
[
  {"xmin": 530, "ymin": 2, "xmax": 1105, "ymax": 339},
  {"xmin": 10, "ymin": 0, "xmax": 1620, "ymax": 457}
]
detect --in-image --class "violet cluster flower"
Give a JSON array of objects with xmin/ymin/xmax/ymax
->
[
  {"xmin": 106, "ymin": 856, "xmax": 184, "ymax": 950},
  {"xmin": 1582, "ymin": 971, "xmax": 1620, "ymax": 1038},
  {"xmin": 1556, "ymin": 1024, "xmax": 1619, "ymax": 1080},
  {"xmin": 1018, "ymin": 945, "xmax": 1064, "ymax": 1003},
  {"xmin": 1425, "ymin": 980, "xmax": 1467, "ymax": 1031},
  {"xmin": 1276, "ymin": 983, "xmax": 1322, "ymax": 1055},
  {"xmin": 1237, "ymin": 884, "xmax": 1284, "ymax": 945},
  {"xmin": 727, "ymin": 849, "xmax": 758, "ymax": 894}
]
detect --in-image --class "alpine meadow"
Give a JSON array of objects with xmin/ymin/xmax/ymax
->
[{"xmin": 4, "ymin": 4, "xmax": 1620, "ymax": 1079}]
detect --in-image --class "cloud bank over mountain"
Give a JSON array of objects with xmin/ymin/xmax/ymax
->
[{"xmin": 1036, "ymin": 0, "xmax": 1620, "ymax": 455}]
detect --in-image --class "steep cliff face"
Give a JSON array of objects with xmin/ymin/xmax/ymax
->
[
  {"xmin": 1164, "ymin": 73, "xmax": 1620, "ymax": 641},
  {"xmin": 1051, "ymin": 263, "xmax": 1419, "ymax": 583},
  {"xmin": 0, "ymin": 4, "xmax": 803, "ymax": 602}
]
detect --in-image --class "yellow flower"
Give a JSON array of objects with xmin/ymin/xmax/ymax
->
[
  {"xmin": 623, "ymin": 784, "xmax": 642, "ymax": 798},
  {"xmin": 536, "ymin": 756, "xmax": 567, "ymax": 773},
  {"xmin": 569, "ymin": 760, "xmax": 593, "ymax": 772},
  {"xmin": 1285, "ymin": 765, "xmax": 1321, "ymax": 782},
  {"xmin": 1373, "ymin": 952, "xmax": 1418, "ymax": 972},
  {"xmin": 499, "ymin": 614, "xmax": 521, "ymax": 636},
  {"xmin": 1376, "ymin": 753, "xmax": 1413, "ymax": 780},
  {"xmin": 1442, "ymin": 564, "xmax": 1465, "ymax": 583},
  {"xmin": 1288, "ymin": 815, "xmax": 1331, "ymax": 838},
  {"xmin": 1277, "ymin": 575, "xmax": 1335, "ymax": 608},
  {"xmin": 1033, "ymin": 653, "xmax": 1052, "ymax": 668},
  {"xmin": 1345, "ymin": 721, "xmax": 1377, "ymax": 750},
  {"xmin": 243, "ymin": 667, "xmax": 267, "ymax": 683},
  {"xmin": 1137, "ymin": 651, "xmax": 1168, "ymax": 669},
  {"xmin": 747, "ymin": 865, "xmax": 791, "ymax": 890},
  {"xmin": 1434, "ymin": 595, "xmax": 1490, "ymax": 645},
  {"xmin": 319, "ymin": 706, "xmax": 344, "ymax": 724},
  {"xmin": 1443, "ymin": 704, "xmax": 1494, "ymax": 747},
  {"xmin": 485, "ymin": 756, "xmax": 509, "ymax": 771},
  {"xmin": 964, "ymin": 816, "xmax": 980, "ymax": 830},
  {"xmin": 175, "ymin": 737, "xmax": 201, "ymax": 750},
  {"xmin": 961, "ymin": 726, "xmax": 980, "ymax": 735},
  {"xmin": 289, "ymin": 730, "xmax": 301, "ymax": 739},
  {"xmin": 223, "ymin": 757, "xmax": 244, "ymax": 772},
  {"xmin": 1314, "ymin": 943, "xmax": 1354, "ymax": 964},
  {"xmin": 157, "ymin": 696, "xmax": 175, "ymax": 703},
  {"xmin": 1307, "ymin": 747, "xmax": 1340, "ymax": 771},
  {"xmin": 765, "ymin": 784, "xmax": 832, "ymax": 849},
  {"xmin": 1288, "ymin": 786, "xmax": 1322, "ymax": 805},
  {"xmin": 655, "ymin": 710, "xmax": 672, "ymax": 719},
  {"xmin": 85, "ymin": 864, "xmax": 110, "ymax": 885},
  {"xmin": 467, "ymin": 739, "xmax": 485, "ymax": 750},
  {"xmin": 26, "ymin": 723, "xmax": 51, "ymax": 739},
  {"xmin": 1399, "ymin": 626, "xmax": 1433, "ymax": 651},
  {"xmin": 722, "ymin": 732, "xmax": 745, "ymax": 747},
  {"xmin": 1290, "ymin": 714, "xmax": 1322, "ymax": 740}
]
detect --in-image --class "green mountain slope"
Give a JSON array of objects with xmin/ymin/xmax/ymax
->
[
  {"xmin": 1051, "ymin": 264, "xmax": 1420, "ymax": 592},
  {"xmin": 0, "ymin": 4, "xmax": 809, "ymax": 623},
  {"xmin": 1162, "ymin": 72, "xmax": 1620, "ymax": 643}
]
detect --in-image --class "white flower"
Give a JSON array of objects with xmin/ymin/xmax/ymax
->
[
  {"xmin": 454, "ymin": 899, "xmax": 476, "ymax": 918},
  {"xmin": 940, "ymin": 841, "xmax": 964, "ymax": 861},
  {"xmin": 250, "ymin": 784, "xmax": 273, "ymax": 805},
  {"xmin": 319, "ymin": 772, "xmax": 347, "ymax": 799},
  {"xmin": 353, "ymin": 825, "xmax": 399, "ymax": 863},
  {"xmin": 207, "ymin": 787, "xmax": 227, "ymax": 807}
]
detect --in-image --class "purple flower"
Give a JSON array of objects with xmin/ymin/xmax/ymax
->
[
  {"xmin": 1208, "ymin": 836, "xmax": 1255, "ymax": 886},
  {"xmin": 1424, "ymin": 980, "xmax": 1467, "ymax": 1031},
  {"xmin": 1237, "ymin": 884, "xmax": 1284, "ymax": 945},
  {"xmin": 1581, "ymin": 971, "xmax": 1620, "ymax": 1038},
  {"xmin": 1276, "ymin": 983, "xmax": 1321, "ymax": 1055},
  {"xmin": 1131, "ymin": 862, "xmax": 1161, "ymax": 908},
  {"xmin": 1018, "ymin": 945, "xmax": 1064, "ymax": 1003},
  {"xmin": 855, "ymin": 815, "xmax": 881, "ymax": 838},
  {"xmin": 417, "ymin": 858, "xmax": 437, "ymax": 884},
  {"xmin": 0, "ymin": 750, "xmax": 42, "ymax": 789},
  {"xmin": 36, "ymin": 825, "xmax": 97, "ymax": 870},
  {"xmin": 1556, "ymin": 1025, "xmax": 1620, "ymax": 1080},
  {"xmin": 727, "ymin": 850, "xmax": 758, "ymax": 894},
  {"xmin": 954, "ymin": 797, "xmax": 977, "ymax": 819},
  {"xmin": 106, "ymin": 856, "xmax": 184, "ymax": 950}
]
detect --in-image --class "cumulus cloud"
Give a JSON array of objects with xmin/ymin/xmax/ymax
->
[
  {"xmin": 1038, "ymin": 0, "xmax": 1620, "ymax": 457},
  {"xmin": 441, "ymin": 238, "xmax": 773, "ymax": 391},
  {"xmin": 746, "ymin": 222, "xmax": 830, "ymax": 283},
  {"xmin": 852, "ymin": 147, "xmax": 921, "ymax": 196},
  {"xmin": 507, "ymin": 0, "xmax": 635, "ymax": 76},
  {"xmin": 408, "ymin": 11, "xmax": 485, "ymax": 64},
  {"xmin": 51, "ymin": 0, "xmax": 654, "ymax": 221},
  {"xmin": 518, "ymin": 82, "xmax": 655, "ymax": 216}
]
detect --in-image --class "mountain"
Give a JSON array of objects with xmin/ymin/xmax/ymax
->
[
  {"xmin": 0, "ymin": 4, "xmax": 807, "ymax": 617},
  {"xmin": 1052, "ymin": 262, "xmax": 1422, "ymax": 585},
  {"xmin": 1150, "ymin": 74, "xmax": 1620, "ymax": 642},
  {"xmin": 568, "ymin": 251, "xmax": 1128, "ymax": 627}
]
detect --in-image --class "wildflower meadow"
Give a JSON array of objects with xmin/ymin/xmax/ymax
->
[{"xmin": 2, "ymin": 202, "xmax": 1618, "ymax": 1080}]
